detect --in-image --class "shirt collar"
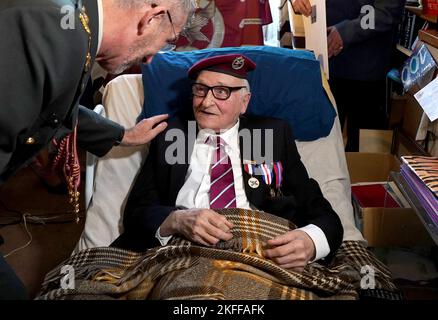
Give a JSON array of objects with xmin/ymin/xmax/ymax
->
[
  {"xmin": 196, "ymin": 119, "xmax": 240, "ymax": 152},
  {"xmin": 96, "ymin": 0, "xmax": 103, "ymax": 54}
]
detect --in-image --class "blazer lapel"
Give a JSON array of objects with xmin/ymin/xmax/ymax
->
[
  {"xmin": 83, "ymin": 0, "xmax": 99, "ymax": 59},
  {"xmin": 169, "ymin": 162, "xmax": 189, "ymax": 203},
  {"xmin": 168, "ymin": 118, "xmax": 193, "ymax": 203},
  {"xmin": 239, "ymin": 116, "xmax": 269, "ymax": 208}
]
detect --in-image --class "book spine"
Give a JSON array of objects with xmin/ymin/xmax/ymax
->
[{"xmin": 403, "ymin": 12, "xmax": 414, "ymax": 49}]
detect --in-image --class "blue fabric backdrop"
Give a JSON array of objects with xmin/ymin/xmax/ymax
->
[{"xmin": 140, "ymin": 46, "xmax": 336, "ymax": 141}]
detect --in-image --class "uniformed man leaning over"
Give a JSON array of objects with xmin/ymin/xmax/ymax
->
[{"xmin": 0, "ymin": 0, "xmax": 196, "ymax": 300}]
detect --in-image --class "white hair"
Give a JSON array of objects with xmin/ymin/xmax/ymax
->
[
  {"xmin": 116, "ymin": 0, "xmax": 196, "ymax": 22},
  {"xmin": 240, "ymin": 79, "xmax": 251, "ymax": 98},
  {"xmin": 242, "ymin": 79, "xmax": 250, "ymax": 92}
]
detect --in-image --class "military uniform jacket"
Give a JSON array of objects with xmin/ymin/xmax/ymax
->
[{"xmin": 0, "ymin": 0, "xmax": 123, "ymax": 183}]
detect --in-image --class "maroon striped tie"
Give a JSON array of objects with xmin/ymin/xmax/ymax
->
[{"xmin": 209, "ymin": 136, "xmax": 237, "ymax": 209}]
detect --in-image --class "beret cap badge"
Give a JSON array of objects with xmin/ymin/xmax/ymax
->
[{"xmin": 232, "ymin": 56, "xmax": 245, "ymax": 70}]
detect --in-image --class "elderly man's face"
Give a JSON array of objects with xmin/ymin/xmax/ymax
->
[{"xmin": 193, "ymin": 71, "xmax": 251, "ymax": 132}]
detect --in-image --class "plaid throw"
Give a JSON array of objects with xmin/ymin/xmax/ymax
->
[{"xmin": 36, "ymin": 208, "xmax": 401, "ymax": 300}]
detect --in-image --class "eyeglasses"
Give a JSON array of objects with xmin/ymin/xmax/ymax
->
[
  {"xmin": 160, "ymin": 10, "xmax": 178, "ymax": 51},
  {"xmin": 192, "ymin": 83, "xmax": 247, "ymax": 100}
]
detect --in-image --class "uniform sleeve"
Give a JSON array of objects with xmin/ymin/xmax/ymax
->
[
  {"xmin": 334, "ymin": 0, "xmax": 405, "ymax": 49},
  {"xmin": 122, "ymin": 136, "xmax": 177, "ymax": 250},
  {"xmin": 0, "ymin": 3, "xmax": 88, "ymax": 174},
  {"xmin": 281, "ymin": 122, "xmax": 344, "ymax": 255},
  {"xmin": 77, "ymin": 106, "xmax": 124, "ymax": 157}
]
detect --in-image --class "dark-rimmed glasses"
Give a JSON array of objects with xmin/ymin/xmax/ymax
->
[
  {"xmin": 160, "ymin": 10, "xmax": 178, "ymax": 51},
  {"xmin": 192, "ymin": 83, "xmax": 247, "ymax": 100}
]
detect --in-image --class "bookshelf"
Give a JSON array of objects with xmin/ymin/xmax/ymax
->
[
  {"xmin": 376, "ymin": 4, "xmax": 438, "ymax": 299},
  {"xmin": 397, "ymin": 44, "xmax": 413, "ymax": 56},
  {"xmin": 397, "ymin": 5, "xmax": 438, "ymax": 53},
  {"xmin": 391, "ymin": 4, "xmax": 438, "ymax": 157},
  {"xmin": 406, "ymin": 5, "xmax": 438, "ymax": 24},
  {"xmin": 419, "ymin": 28, "xmax": 438, "ymax": 47}
]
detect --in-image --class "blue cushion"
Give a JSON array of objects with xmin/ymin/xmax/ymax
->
[{"xmin": 140, "ymin": 46, "xmax": 336, "ymax": 141}]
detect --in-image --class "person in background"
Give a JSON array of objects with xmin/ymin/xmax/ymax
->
[
  {"xmin": 0, "ymin": 0, "xmax": 196, "ymax": 299},
  {"xmin": 291, "ymin": 0, "xmax": 404, "ymax": 151}
]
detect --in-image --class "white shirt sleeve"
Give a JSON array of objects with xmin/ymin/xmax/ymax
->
[
  {"xmin": 297, "ymin": 224, "xmax": 330, "ymax": 262},
  {"xmin": 155, "ymin": 227, "xmax": 173, "ymax": 246}
]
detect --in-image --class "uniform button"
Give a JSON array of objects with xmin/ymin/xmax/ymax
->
[
  {"xmin": 25, "ymin": 137, "xmax": 35, "ymax": 145},
  {"xmin": 49, "ymin": 113, "xmax": 60, "ymax": 126}
]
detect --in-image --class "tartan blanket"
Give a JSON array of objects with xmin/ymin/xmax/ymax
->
[{"xmin": 36, "ymin": 208, "xmax": 402, "ymax": 300}]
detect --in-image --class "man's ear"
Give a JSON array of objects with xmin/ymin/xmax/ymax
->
[
  {"xmin": 241, "ymin": 92, "xmax": 251, "ymax": 114},
  {"xmin": 137, "ymin": 4, "xmax": 167, "ymax": 35}
]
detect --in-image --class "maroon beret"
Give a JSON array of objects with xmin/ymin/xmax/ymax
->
[{"xmin": 188, "ymin": 54, "xmax": 256, "ymax": 79}]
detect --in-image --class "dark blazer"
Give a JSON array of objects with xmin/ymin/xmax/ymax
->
[
  {"xmin": 116, "ymin": 115, "xmax": 344, "ymax": 255},
  {"xmin": 327, "ymin": 0, "xmax": 405, "ymax": 81},
  {"xmin": 0, "ymin": 0, "xmax": 123, "ymax": 183}
]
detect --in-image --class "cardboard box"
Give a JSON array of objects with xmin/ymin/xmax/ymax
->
[
  {"xmin": 389, "ymin": 93, "xmax": 407, "ymax": 128},
  {"xmin": 346, "ymin": 152, "xmax": 432, "ymax": 247},
  {"xmin": 359, "ymin": 129, "xmax": 393, "ymax": 154},
  {"xmin": 402, "ymin": 94, "xmax": 424, "ymax": 140}
]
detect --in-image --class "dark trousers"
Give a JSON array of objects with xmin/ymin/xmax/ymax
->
[
  {"xmin": 329, "ymin": 77, "xmax": 388, "ymax": 152},
  {"xmin": 0, "ymin": 254, "xmax": 28, "ymax": 300}
]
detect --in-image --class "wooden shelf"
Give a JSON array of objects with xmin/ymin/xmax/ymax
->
[
  {"xmin": 397, "ymin": 44, "xmax": 413, "ymax": 56},
  {"xmin": 392, "ymin": 128, "xmax": 430, "ymax": 157},
  {"xmin": 419, "ymin": 29, "xmax": 438, "ymax": 48},
  {"xmin": 406, "ymin": 5, "xmax": 438, "ymax": 24}
]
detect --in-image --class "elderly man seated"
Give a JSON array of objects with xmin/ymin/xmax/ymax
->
[{"xmin": 114, "ymin": 54, "xmax": 344, "ymax": 272}]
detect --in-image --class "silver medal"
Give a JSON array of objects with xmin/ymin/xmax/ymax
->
[{"xmin": 248, "ymin": 177, "xmax": 260, "ymax": 189}]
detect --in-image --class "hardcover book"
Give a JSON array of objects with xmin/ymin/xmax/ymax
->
[
  {"xmin": 401, "ymin": 156, "xmax": 438, "ymax": 198},
  {"xmin": 400, "ymin": 42, "xmax": 437, "ymax": 92},
  {"xmin": 423, "ymin": 0, "xmax": 438, "ymax": 15}
]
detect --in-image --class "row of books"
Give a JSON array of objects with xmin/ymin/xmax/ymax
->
[
  {"xmin": 397, "ymin": 6, "xmax": 427, "ymax": 51},
  {"xmin": 400, "ymin": 156, "xmax": 438, "ymax": 225}
]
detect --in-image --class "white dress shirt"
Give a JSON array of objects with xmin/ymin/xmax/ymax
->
[
  {"xmin": 91, "ymin": 0, "xmax": 107, "ymax": 82},
  {"xmin": 96, "ymin": 0, "xmax": 103, "ymax": 54},
  {"xmin": 156, "ymin": 120, "xmax": 330, "ymax": 261}
]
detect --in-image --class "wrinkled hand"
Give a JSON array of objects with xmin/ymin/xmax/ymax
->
[
  {"xmin": 160, "ymin": 209, "xmax": 234, "ymax": 246},
  {"xmin": 120, "ymin": 114, "xmax": 168, "ymax": 146},
  {"xmin": 291, "ymin": 0, "xmax": 312, "ymax": 17},
  {"xmin": 327, "ymin": 26, "xmax": 344, "ymax": 58},
  {"xmin": 263, "ymin": 229, "xmax": 315, "ymax": 273}
]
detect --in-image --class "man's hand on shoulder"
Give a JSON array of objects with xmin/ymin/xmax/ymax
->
[
  {"xmin": 263, "ymin": 229, "xmax": 316, "ymax": 273},
  {"xmin": 160, "ymin": 209, "xmax": 234, "ymax": 246},
  {"xmin": 120, "ymin": 114, "xmax": 168, "ymax": 146}
]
